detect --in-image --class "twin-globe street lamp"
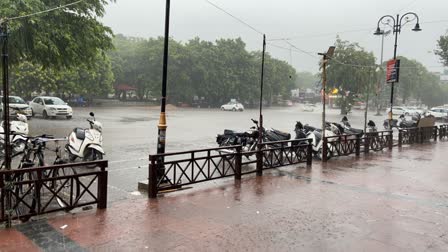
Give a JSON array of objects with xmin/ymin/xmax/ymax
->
[{"xmin": 374, "ymin": 13, "xmax": 421, "ymax": 129}]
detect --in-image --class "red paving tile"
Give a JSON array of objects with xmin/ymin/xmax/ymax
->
[
  {"xmin": 0, "ymin": 229, "xmax": 40, "ymax": 252},
  {"xmin": 2, "ymin": 141, "xmax": 448, "ymax": 251}
]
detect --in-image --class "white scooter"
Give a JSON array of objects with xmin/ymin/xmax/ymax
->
[
  {"xmin": 0, "ymin": 114, "xmax": 29, "ymax": 154},
  {"xmin": 302, "ymin": 122, "xmax": 341, "ymax": 160},
  {"xmin": 66, "ymin": 112, "xmax": 104, "ymax": 162}
]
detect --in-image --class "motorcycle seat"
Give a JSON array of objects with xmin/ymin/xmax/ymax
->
[
  {"xmin": 224, "ymin": 129, "xmax": 236, "ymax": 135},
  {"xmin": 271, "ymin": 129, "xmax": 290, "ymax": 138},
  {"xmin": 73, "ymin": 128, "xmax": 86, "ymax": 140},
  {"xmin": 304, "ymin": 125, "xmax": 318, "ymax": 132}
]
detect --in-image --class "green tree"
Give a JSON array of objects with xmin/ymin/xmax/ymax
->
[
  {"xmin": 10, "ymin": 54, "xmax": 114, "ymax": 99},
  {"xmin": 108, "ymin": 35, "xmax": 297, "ymax": 107},
  {"xmin": 0, "ymin": 0, "xmax": 114, "ymax": 68},
  {"xmin": 435, "ymin": 33, "xmax": 448, "ymax": 66},
  {"xmin": 325, "ymin": 38, "xmax": 376, "ymax": 114},
  {"xmin": 296, "ymin": 71, "xmax": 319, "ymax": 90}
]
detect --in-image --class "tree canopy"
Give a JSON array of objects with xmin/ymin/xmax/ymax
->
[
  {"xmin": 0, "ymin": 0, "xmax": 114, "ymax": 68},
  {"xmin": 109, "ymin": 35, "xmax": 297, "ymax": 107},
  {"xmin": 325, "ymin": 38, "xmax": 376, "ymax": 114},
  {"xmin": 436, "ymin": 34, "xmax": 448, "ymax": 66}
]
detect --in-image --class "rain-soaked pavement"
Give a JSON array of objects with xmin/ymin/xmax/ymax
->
[
  {"xmin": 1, "ymin": 119, "xmax": 448, "ymax": 251},
  {"xmin": 23, "ymin": 104, "xmax": 396, "ymax": 202}
]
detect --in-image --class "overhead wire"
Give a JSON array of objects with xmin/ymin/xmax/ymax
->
[
  {"xmin": 6, "ymin": 0, "xmax": 84, "ymax": 21},
  {"xmin": 204, "ymin": 0, "xmax": 264, "ymax": 36}
]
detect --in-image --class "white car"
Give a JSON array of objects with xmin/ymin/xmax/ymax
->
[
  {"xmin": 428, "ymin": 107, "xmax": 448, "ymax": 118},
  {"xmin": 386, "ymin": 106, "xmax": 411, "ymax": 115},
  {"xmin": 221, "ymin": 101, "xmax": 244, "ymax": 111},
  {"xmin": 302, "ymin": 103, "xmax": 315, "ymax": 112},
  {"xmin": 406, "ymin": 107, "xmax": 425, "ymax": 115},
  {"xmin": 30, "ymin": 96, "xmax": 73, "ymax": 119},
  {"xmin": 0, "ymin": 96, "xmax": 33, "ymax": 119}
]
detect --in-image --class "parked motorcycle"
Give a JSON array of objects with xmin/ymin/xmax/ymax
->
[
  {"xmin": 296, "ymin": 121, "xmax": 342, "ymax": 160},
  {"xmin": 217, "ymin": 119, "xmax": 291, "ymax": 155},
  {"xmin": 0, "ymin": 113, "xmax": 29, "ymax": 155},
  {"xmin": 383, "ymin": 113, "xmax": 420, "ymax": 129},
  {"xmin": 366, "ymin": 120, "xmax": 378, "ymax": 133},
  {"xmin": 340, "ymin": 116, "xmax": 364, "ymax": 136},
  {"xmin": 66, "ymin": 112, "xmax": 104, "ymax": 162},
  {"xmin": 216, "ymin": 123, "xmax": 259, "ymax": 153}
]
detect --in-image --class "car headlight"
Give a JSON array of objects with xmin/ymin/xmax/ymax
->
[{"xmin": 49, "ymin": 107, "xmax": 56, "ymax": 111}]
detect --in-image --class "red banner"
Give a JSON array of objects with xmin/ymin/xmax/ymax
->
[{"xmin": 386, "ymin": 59, "xmax": 400, "ymax": 83}]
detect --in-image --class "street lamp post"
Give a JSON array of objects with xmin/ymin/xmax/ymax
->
[
  {"xmin": 318, "ymin": 46, "xmax": 335, "ymax": 142},
  {"xmin": 375, "ymin": 29, "xmax": 391, "ymax": 116},
  {"xmin": 374, "ymin": 13, "xmax": 421, "ymax": 129},
  {"xmin": 256, "ymin": 34, "xmax": 266, "ymax": 177},
  {"xmin": 156, "ymin": 0, "xmax": 171, "ymax": 181},
  {"xmin": 0, "ymin": 20, "xmax": 11, "ymax": 171}
]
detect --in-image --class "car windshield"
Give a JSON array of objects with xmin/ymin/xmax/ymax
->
[
  {"xmin": 0, "ymin": 96, "xmax": 26, "ymax": 104},
  {"xmin": 44, "ymin": 98, "xmax": 65, "ymax": 105},
  {"xmin": 9, "ymin": 97, "xmax": 26, "ymax": 104}
]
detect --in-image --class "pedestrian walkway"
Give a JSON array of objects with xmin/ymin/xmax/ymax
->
[{"xmin": 2, "ymin": 141, "xmax": 448, "ymax": 251}]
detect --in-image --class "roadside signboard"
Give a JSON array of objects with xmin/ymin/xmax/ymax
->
[{"xmin": 386, "ymin": 59, "xmax": 400, "ymax": 83}]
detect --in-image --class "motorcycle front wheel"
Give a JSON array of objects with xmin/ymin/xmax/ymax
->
[{"xmin": 83, "ymin": 149, "xmax": 103, "ymax": 168}]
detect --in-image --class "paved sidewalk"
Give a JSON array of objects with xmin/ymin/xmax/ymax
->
[{"xmin": 2, "ymin": 142, "xmax": 448, "ymax": 251}]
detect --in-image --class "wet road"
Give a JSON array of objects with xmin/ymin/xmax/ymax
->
[
  {"xmin": 26, "ymin": 104, "xmax": 394, "ymax": 201},
  {"xmin": 2, "ymin": 139, "xmax": 448, "ymax": 251}
]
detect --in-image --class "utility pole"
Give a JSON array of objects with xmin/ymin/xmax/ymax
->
[
  {"xmin": 256, "ymin": 34, "xmax": 266, "ymax": 177},
  {"xmin": 1, "ymin": 20, "xmax": 11, "ymax": 171},
  {"xmin": 318, "ymin": 46, "xmax": 335, "ymax": 141},
  {"xmin": 156, "ymin": 0, "xmax": 171, "ymax": 182}
]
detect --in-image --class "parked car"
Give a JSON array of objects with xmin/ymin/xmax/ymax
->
[
  {"xmin": 406, "ymin": 106, "xmax": 425, "ymax": 115},
  {"xmin": 386, "ymin": 106, "xmax": 411, "ymax": 115},
  {"xmin": 428, "ymin": 107, "xmax": 448, "ymax": 118},
  {"xmin": 302, "ymin": 103, "xmax": 315, "ymax": 112},
  {"xmin": 29, "ymin": 96, "xmax": 73, "ymax": 119},
  {"xmin": 0, "ymin": 96, "xmax": 33, "ymax": 119},
  {"xmin": 220, "ymin": 101, "xmax": 244, "ymax": 111}
]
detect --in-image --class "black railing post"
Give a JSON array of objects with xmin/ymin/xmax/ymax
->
[
  {"xmin": 322, "ymin": 137, "xmax": 328, "ymax": 162},
  {"xmin": 388, "ymin": 131, "xmax": 393, "ymax": 150},
  {"xmin": 0, "ymin": 173, "xmax": 4, "ymax": 222},
  {"xmin": 256, "ymin": 144, "xmax": 263, "ymax": 176},
  {"xmin": 398, "ymin": 130, "xmax": 403, "ymax": 147},
  {"xmin": 364, "ymin": 134, "xmax": 370, "ymax": 154},
  {"xmin": 235, "ymin": 146, "xmax": 242, "ymax": 180},
  {"xmin": 355, "ymin": 134, "xmax": 361, "ymax": 156},
  {"xmin": 97, "ymin": 163, "xmax": 108, "ymax": 209},
  {"xmin": 306, "ymin": 139, "xmax": 313, "ymax": 166},
  {"xmin": 148, "ymin": 156, "xmax": 158, "ymax": 198},
  {"xmin": 280, "ymin": 142, "xmax": 285, "ymax": 166},
  {"xmin": 419, "ymin": 128, "xmax": 424, "ymax": 144},
  {"xmin": 36, "ymin": 170, "xmax": 42, "ymax": 214}
]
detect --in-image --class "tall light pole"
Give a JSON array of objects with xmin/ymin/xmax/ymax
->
[
  {"xmin": 0, "ymin": 20, "xmax": 11, "ymax": 171},
  {"xmin": 318, "ymin": 46, "xmax": 335, "ymax": 141},
  {"xmin": 374, "ymin": 12, "xmax": 421, "ymax": 129},
  {"xmin": 375, "ymin": 30, "xmax": 391, "ymax": 116},
  {"xmin": 156, "ymin": 0, "xmax": 171, "ymax": 181},
  {"xmin": 256, "ymin": 34, "xmax": 266, "ymax": 177}
]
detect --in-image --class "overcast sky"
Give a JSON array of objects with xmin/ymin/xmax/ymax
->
[{"xmin": 102, "ymin": 0, "xmax": 448, "ymax": 74}]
